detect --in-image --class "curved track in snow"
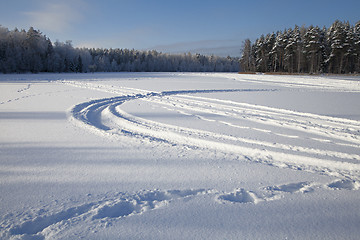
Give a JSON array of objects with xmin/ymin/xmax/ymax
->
[{"xmin": 63, "ymin": 80, "xmax": 360, "ymax": 182}]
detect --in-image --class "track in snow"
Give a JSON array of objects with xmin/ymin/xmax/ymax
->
[
  {"xmin": 64, "ymin": 81, "xmax": 360, "ymax": 182},
  {"xmin": 4, "ymin": 179, "xmax": 358, "ymax": 239}
]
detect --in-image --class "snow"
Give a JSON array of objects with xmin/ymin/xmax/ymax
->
[{"xmin": 0, "ymin": 72, "xmax": 360, "ymax": 239}]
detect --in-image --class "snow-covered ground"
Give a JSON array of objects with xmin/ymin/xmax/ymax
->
[{"xmin": 0, "ymin": 72, "xmax": 360, "ymax": 239}]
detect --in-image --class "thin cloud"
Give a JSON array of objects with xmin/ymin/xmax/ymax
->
[
  {"xmin": 76, "ymin": 27, "xmax": 161, "ymax": 49},
  {"xmin": 152, "ymin": 39, "xmax": 240, "ymax": 50},
  {"xmin": 23, "ymin": 1, "xmax": 85, "ymax": 33},
  {"xmin": 150, "ymin": 39, "xmax": 241, "ymax": 56}
]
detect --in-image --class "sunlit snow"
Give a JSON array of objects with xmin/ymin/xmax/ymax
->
[{"xmin": 1, "ymin": 72, "xmax": 359, "ymax": 239}]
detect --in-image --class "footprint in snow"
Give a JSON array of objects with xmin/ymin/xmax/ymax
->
[
  {"xmin": 4, "ymin": 181, "xmax": 358, "ymax": 238},
  {"xmin": 6, "ymin": 189, "xmax": 207, "ymax": 239},
  {"xmin": 216, "ymin": 188, "xmax": 263, "ymax": 204},
  {"xmin": 327, "ymin": 179, "xmax": 360, "ymax": 190},
  {"xmin": 265, "ymin": 181, "xmax": 314, "ymax": 194},
  {"xmin": 217, "ymin": 182, "xmax": 315, "ymax": 205}
]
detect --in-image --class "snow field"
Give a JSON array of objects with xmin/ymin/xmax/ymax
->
[
  {"xmin": 67, "ymin": 79, "xmax": 360, "ymax": 180},
  {"xmin": 0, "ymin": 72, "xmax": 360, "ymax": 239}
]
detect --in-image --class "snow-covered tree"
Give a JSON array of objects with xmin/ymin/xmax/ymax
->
[
  {"xmin": 240, "ymin": 39, "xmax": 253, "ymax": 72},
  {"xmin": 240, "ymin": 20, "xmax": 359, "ymax": 74},
  {"xmin": 303, "ymin": 26, "xmax": 324, "ymax": 73},
  {"xmin": 269, "ymin": 31, "xmax": 286, "ymax": 72},
  {"xmin": 354, "ymin": 21, "xmax": 360, "ymax": 72}
]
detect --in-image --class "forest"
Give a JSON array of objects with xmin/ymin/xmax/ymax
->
[
  {"xmin": 0, "ymin": 25, "xmax": 239, "ymax": 73},
  {"xmin": 240, "ymin": 20, "xmax": 360, "ymax": 74}
]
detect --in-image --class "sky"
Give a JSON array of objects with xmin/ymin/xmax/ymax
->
[{"xmin": 1, "ymin": 0, "xmax": 360, "ymax": 57}]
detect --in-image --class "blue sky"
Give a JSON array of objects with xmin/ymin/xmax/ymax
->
[{"xmin": 1, "ymin": 0, "xmax": 359, "ymax": 56}]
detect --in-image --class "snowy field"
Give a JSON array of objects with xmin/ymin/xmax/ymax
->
[{"xmin": 0, "ymin": 72, "xmax": 360, "ymax": 239}]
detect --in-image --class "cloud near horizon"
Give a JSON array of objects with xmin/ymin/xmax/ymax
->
[{"xmin": 149, "ymin": 39, "xmax": 241, "ymax": 57}]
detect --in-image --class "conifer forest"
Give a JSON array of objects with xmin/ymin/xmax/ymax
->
[
  {"xmin": 0, "ymin": 25, "xmax": 239, "ymax": 73},
  {"xmin": 240, "ymin": 20, "xmax": 360, "ymax": 74},
  {"xmin": 2, "ymin": 20, "xmax": 360, "ymax": 74}
]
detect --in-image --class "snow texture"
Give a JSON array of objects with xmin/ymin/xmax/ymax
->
[{"xmin": 0, "ymin": 72, "xmax": 359, "ymax": 239}]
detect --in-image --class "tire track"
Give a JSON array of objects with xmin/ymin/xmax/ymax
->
[{"xmin": 64, "ymin": 81, "xmax": 360, "ymax": 181}]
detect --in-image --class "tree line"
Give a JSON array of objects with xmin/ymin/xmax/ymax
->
[
  {"xmin": 0, "ymin": 25, "xmax": 239, "ymax": 73},
  {"xmin": 240, "ymin": 20, "xmax": 360, "ymax": 74}
]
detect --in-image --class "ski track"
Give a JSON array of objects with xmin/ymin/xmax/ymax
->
[{"xmin": 3, "ymin": 180, "xmax": 358, "ymax": 239}]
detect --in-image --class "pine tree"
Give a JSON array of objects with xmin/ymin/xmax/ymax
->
[
  {"xmin": 77, "ymin": 55, "xmax": 83, "ymax": 73},
  {"xmin": 303, "ymin": 26, "xmax": 322, "ymax": 73},
  {"xmin": 327, "ymin": 20, "xmax": 347, "ymax": 73},
  {"xmin": 343, "ymin": 22, "xmax": 356, "ymax": 73},
  {"xmin": 354, "ymin": 21, "xmax": 360, "ymax": 72},
  {"xmin": 254, "ymin": 35, "xmax": 266, "ymax": 72},
  {"xmin": 284, "ymin": 28, "xmax": 296, "ymax": 73},
  {"xmin": 270, "ymin": 31, "xmax": 285, "ymax": 72},
  {"xmin": 264, "ymin": 33, "xmax": 276, "ymax": 71},
  {"xmin": 240, "ymin": 39, "xmax": 253, "ymax": 72}
]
